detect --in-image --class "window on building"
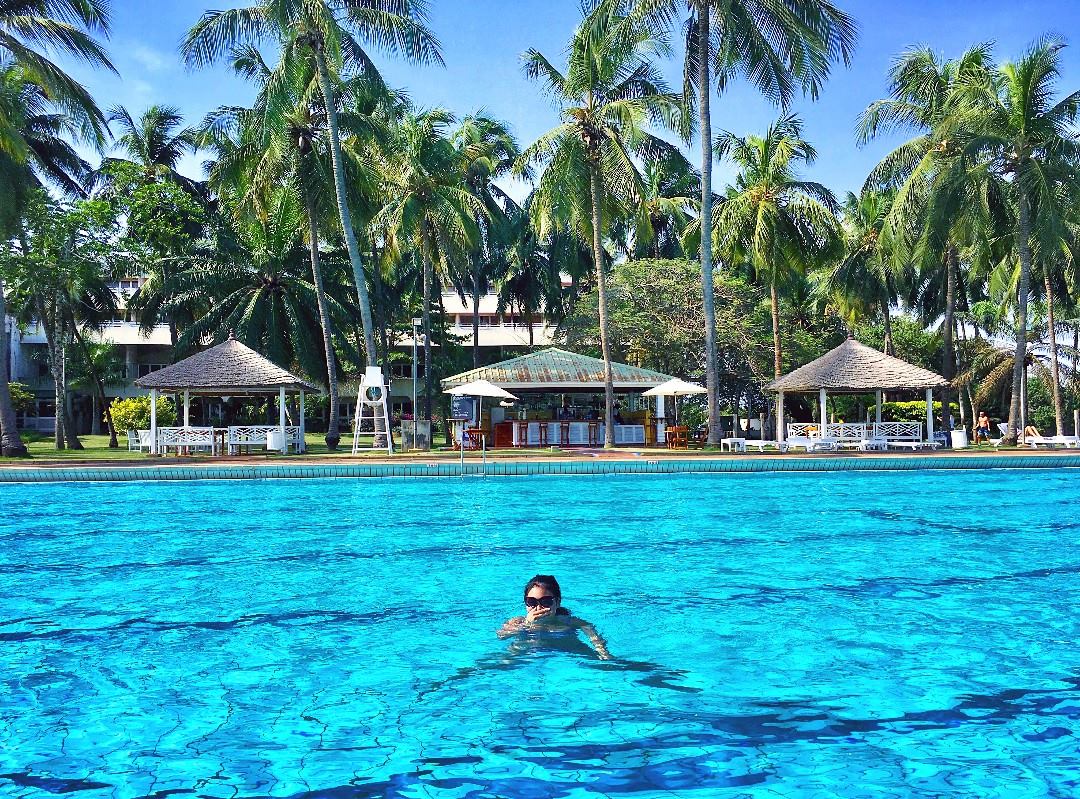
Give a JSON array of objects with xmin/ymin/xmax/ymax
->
[{"xmin": 137, "ymin": 363, "xmax": 166, "ymax": 378}]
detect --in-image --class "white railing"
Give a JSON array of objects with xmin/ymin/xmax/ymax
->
[
  {"xmin": 826, "ymin": 422, "xmax": 867, "ymax": 441},
  {"xmin": 157, "ymin": 426, "xmax": 216, "ymax": 454},
  {"xmin": 872, "ymin": 422, "xmax": 922, "ymax": 441},
  {"xmin": 787, "ymin": 423, "xmax": 824, "ymax": 438},
  {"xmin": 227, "ymin": 425, "xmax": 303, "ymax": 453}
]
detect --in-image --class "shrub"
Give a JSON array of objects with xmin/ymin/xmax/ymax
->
[
  {"xmin": 109, "ymin": 395, "xmax": 176, "ymax": 432},
  {"xmin": 7, "ymin": 382, "xmax": 34, "ymax": 414},
  {"xmin": 872, "ymin": 400, "xmax": 959, "ymax": 423}
]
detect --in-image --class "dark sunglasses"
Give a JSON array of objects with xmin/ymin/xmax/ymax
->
[{"xmin": 525, "ymin": 595, "xmax": 556, "ymax": 609}]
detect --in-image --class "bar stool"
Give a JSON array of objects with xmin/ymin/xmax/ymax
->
[
  {"xmin": 559, "ymin": 421, "xmax": 571, "ymax": 446},
  {"xmin": 513, "ymin": 420, "xmax": 529, "ymax": 447},
  {"xmin": 587, "ymin": 421, "xmax": 600, "ymax": 446}
]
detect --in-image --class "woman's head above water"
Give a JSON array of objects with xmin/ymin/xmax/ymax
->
[{"xmin": 523, "ymin": 574, "xmax": 570, "ymax": 616}]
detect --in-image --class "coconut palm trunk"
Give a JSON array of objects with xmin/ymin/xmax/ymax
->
[
  {"xmin": 1007, "ymin": 194, "xmax": 1033, "ymax": 443},
  {"xmin": 697, "ymin": 5, "xmax": 720, "ymax": 445},
  {"xmin": 1044, "ymin": 271, "xmax": 1064, "ymax": 435},
  {"xmin": 941, "ymin": 245, "xmax": 957, "ymax": 439},
  {"xmin": 303, "ymin": 189, "xmax": 341, "ymax": 449},
  {"xmin": 422, "ymin": 234, "xmax": 434, "ymax": 423},
  {"xmin": 0, "ymin": 274, "xmax": 29, "ymax": 456},
  {"xmin": 588, "ymin": 161, "xmax": 616, "ymax": 448},
  {"xmin": 312, "ymin": 46, "xmax": 388, "ymax": 448},
  {"xmin": 312, "ymin": 49, "xmax": 377, "ymax": 365},
  {"xmin": 472, "ymin": 256, "xmax": 482, "ymax": 368},
  {"xmin": 881, "ymin": 293, "xmax": 895, "ymax": 356},
  {"xmin": 770, "ymin": 281, "xmax": 782, "ymax": 379}
]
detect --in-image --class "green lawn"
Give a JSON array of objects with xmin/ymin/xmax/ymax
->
[
  {"xmin": 1, "ymin": 431, "xmax": 613, "ymax": 463},
  {"xmin": 1, "ymin": 430, "xmax": 1029, "ymax": 464}
]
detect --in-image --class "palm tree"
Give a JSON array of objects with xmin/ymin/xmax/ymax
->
[
  {"xmin": 0, "ymin": 63, "xmax": 97, "ymax": 456},
  {"xmin": 1, "ymin": 0, "xmax": 114, "ymax": 456},
  {"xmin": 612, "ymin": 149, "xmax": 699, "ymax": 259},
  {"xmin": 162, "ymin": 188, "xmax": 361, "ymax": 382},
  {"xmin": 200, "ymin": 46, "xmax": 361, "ymax": 449},
  {"xmin": 714, "ymin": 114, "xmax": 838, "ymax": 398},
  {"xmin": 822, "ymin": 189, "xmax": 899, "ymax": 353},
  {"xmin": 859, "ymin": 44, "xmax": 999, "ymax": 439},
  {"xmin": 0, "ymin": 0, "xmax": 114, "ymax": 158},
  {"xmin": 637, "ymin": 0, "xmax": 856, "ymax": 444},
  {"xmin": 181, "ymin": 0, "xmax": 442, "ymax": 370},
  {"xmin": 517, "ymin": 0, "xmax": 687, "ymax": 447},
  {"xmin": 99, "ymin": 105, "xmax": 202, "ymax": 193},
  {"xmin": 453, "ymin": 112, "xmax": 519, "ymax": 367},
  {"xmin": 956, "ymin": 38, "xmax": 1080, "ymax": 443},
  {"xmin": 371, "ymin": 108, "xmax": 481, "ymax": 420}
]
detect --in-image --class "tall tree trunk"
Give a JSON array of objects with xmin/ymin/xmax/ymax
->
[
  {"xmin": 0, "ymin": 274, "xmax": 29, "ymax": 456},
  {"xmin": 770, "ymin": 281, "xmax": 782, "ymax": 378},
  {"xmin": 304, "ymin": 188, "xmax": 340, "ymax": 450},
  {"xmin": 1044, "ymin": 271, "xmax": 1064, "ymax": 435},
  {"xmin": 422, "ymin": 234, "xmax": 433, "ymax": 423},
  {"xmin": 1007, "ymin": 193, "xmax": 1033, "ymax": 444},
  {"xmin": 313, "ymin": 49, "xmax": 377, "ymax": 367},
  {"xmin": 37, "ymin": 298, "xmax": 64, "ymax": 450},
  {"xmin": 472, "ymin": 255, "xmax": 482, "ymax": 368},
  {"xmin": 941, "ymin": 245, "xmax": 957, "ymax": 440},
  {"xmin": 59, "ymin": 324, "xmax": 81, "ymax": 450},
  {"xmin": 881, "ymin": 294, "xmax": 894, "ymax": 356},
  {"xmin": 588, "ymin": 161, "xmax": 616, "ymax": 448},
  {"xmin": 697, "ymin": 6, "xmax": 720, "ymax": 445},
  {"xmin": 71, "ymin": 325, "xmax": 118, "ymax": 448}
]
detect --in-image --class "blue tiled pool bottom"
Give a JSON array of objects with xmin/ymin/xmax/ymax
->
[{"xmin": 2, "ymin": 469, "xmax": 1079, "ymax": 797}]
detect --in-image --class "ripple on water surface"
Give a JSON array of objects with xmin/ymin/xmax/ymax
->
[{"xmin": 1, "ymin": 469, "xmax": 1080, "ymax": 798}]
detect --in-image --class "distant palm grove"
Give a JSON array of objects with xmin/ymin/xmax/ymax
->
[{"xmin": 3, "ymin": 0, "xmax": 1079, "ymax": 457}]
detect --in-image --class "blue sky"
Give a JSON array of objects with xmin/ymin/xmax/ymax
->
[{"xmin": 61, "ymin": 0, "xmax": 1080, "ymax": 200}]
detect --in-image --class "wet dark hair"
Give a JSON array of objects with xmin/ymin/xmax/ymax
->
[{"xmin": 524, "ymin": 574, "xmax": 571, "ymax": 615}]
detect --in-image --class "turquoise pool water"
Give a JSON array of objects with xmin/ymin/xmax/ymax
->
[{"xmin": 1, "ymin": 468, "xmax": 1078, "ymax": 797}]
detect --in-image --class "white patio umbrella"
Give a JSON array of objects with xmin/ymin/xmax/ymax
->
[
  {"xmin": 642, "ymin": 378, "xmax": 707, "ymax": 424},
  {"xmin": 444, "ymin": 379, "xmax": 519, "ymax": 429}
]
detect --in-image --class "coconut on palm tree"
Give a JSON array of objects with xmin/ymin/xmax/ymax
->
[{"xmin": 516, "ymin": 0, "xmax": 688, "ymax": 447}]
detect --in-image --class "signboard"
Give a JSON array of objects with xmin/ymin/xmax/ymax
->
[{"xmin": 450, "ymin": 394, "xmax": 476, "ymax": 422}]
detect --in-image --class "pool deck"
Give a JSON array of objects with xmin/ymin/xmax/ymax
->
[{"xmin": 1, "ymin": 447, "xmax": 1079, "ymax": 481}]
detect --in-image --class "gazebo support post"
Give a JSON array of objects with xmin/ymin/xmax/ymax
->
[
  {"xmin": 925, "ymin": 388, "xmax": 934, "ymax": 443},
  {"xmin": 150, "ymin": 389, "xmax": 159, "ymax": 455},
  {"xmin": 183, "ymin": 389, "xmax": 190, "ymax": 427},
  {"xmin": 655, "ymin": 395, "xmax": 665, "ymax": 445},
  {"xmin": 776, "ymin": 391, "xmax": 785, "ymax": 442},
  {"xmin": 279, "ymin": 386, "xmax": 287, "ymax": 454},
  {"xmin": 299, "ymin": 391, "xmax": 306, "ymax": 453},
  {"xmin": 818, "ymin": 388, "xmax": 828, "ymax": 436}
]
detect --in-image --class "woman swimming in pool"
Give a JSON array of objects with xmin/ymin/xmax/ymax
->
[{"xmin": 498, "ymin": 574, "xmax": 611, "ymax": 659}]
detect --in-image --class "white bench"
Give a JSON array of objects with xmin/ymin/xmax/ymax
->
[{"xmin": 157, "ymin": 427, "xmax": 216, "ymax": 455}]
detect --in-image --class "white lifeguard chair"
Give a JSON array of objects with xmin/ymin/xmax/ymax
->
[{"xmin": 352, "ymin": 366, "xmax": 393, "ymax": 455}]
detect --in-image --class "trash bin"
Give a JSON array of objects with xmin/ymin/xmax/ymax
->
[
  {"xmin": 950, "ymin": 429, "xmax": 968, "ymax": 449},
  {"xmin": 265, "ymin": 428, "xmax": 285, "ymax": 452}
]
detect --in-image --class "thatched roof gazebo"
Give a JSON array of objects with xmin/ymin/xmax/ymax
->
[
  {"xmin": 765, "ymin": 337, "xmax": 949, "ymax": 442},
  {"xmin": 134, "ymin": 336, "xmax": 318, "ymax": 454}
]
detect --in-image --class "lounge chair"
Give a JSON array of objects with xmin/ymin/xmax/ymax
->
[
  {"xmin": 857, "ymin": 435, "xmax": 889, "ymax": 452},
  {"xmin": 744, "ymin": 439, "xmax": 789, "ymax": 453},
  {"xmin": 786, "ymin": 435, "xmax": 838, "ymax": 453}
]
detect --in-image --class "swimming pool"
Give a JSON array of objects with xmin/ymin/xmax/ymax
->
[{"xmin": 2, "ymin": 468, "xmax": 1078, "ymax": 797}]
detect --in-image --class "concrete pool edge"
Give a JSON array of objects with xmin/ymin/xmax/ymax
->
[{"xmin": 2, "ymin": 451, "xmax": 1080, "ymax": 481}]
